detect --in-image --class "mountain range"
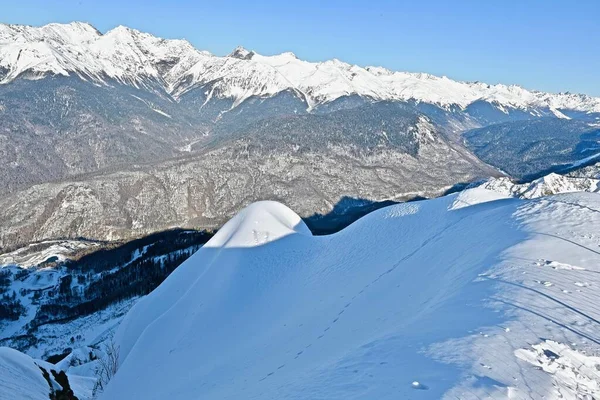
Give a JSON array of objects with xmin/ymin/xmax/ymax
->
[
  {"xmin": 1, "ymin": 21, "xmax": 600, "ymax": 251},
  {"xmin": 3, "ymin": 22, "xmax": 600, "ymax": 112}
]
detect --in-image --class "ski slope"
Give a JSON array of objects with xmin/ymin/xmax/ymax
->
[{"xmin": 102, "ymin": 192, "xmax": 600, "ymax": 399}]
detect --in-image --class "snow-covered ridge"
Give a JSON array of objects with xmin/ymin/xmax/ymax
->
[
  {"xmin": 101, "ymin": 192, "xmax": 600, "ymax": 399},
  {"xmin": 0, "ymin": 22, "xmax": 207, "ymax": 91},
  {"xmin": 2, "ymin": 22, "xmax": 600, "ymax": 112},
  {"xmin": 478, "ymin": 162, "xmax": 600, "ymax": 199}
]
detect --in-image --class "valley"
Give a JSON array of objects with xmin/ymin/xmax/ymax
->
[{"xmin": 1, "ymin": 22, "xmax": 599, "ymax": 252}]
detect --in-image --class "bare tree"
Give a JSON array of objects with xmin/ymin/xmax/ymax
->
[{"xmin": 93, "ymin": 339, "xmax": 120, "ymax": 397}]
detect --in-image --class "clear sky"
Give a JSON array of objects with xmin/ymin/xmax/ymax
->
[{"xmin": 3, "ymin": 0, "xmax": 599, "ymax": 96}]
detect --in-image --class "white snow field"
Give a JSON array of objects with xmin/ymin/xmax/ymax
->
[{"xmin": 100, "ymin": 192, "xmax": 600, "ymax": 399}]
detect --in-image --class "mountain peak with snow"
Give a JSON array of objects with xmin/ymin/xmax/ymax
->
[
  {"xmin": 228, "ymin": 45, "xmax": 254, "ymax": 60},
  {"xmin": 279, "ymin": 51, "xmax": 298, "ymax": 59}
]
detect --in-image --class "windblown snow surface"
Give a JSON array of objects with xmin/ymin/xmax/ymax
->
[
  {"xmin": 0, "ymin": 347, "xmax": 53, "ymax": 400},
  {"xmin": 102, "ymin": 192, "xmax": 600, "ymax": 399}
]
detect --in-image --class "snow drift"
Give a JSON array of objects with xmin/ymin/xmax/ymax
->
[
  {"xmin": 102, "ymin": 192, "xmax": 600, "ymax": 399},
  {"xmin": 0, "ymin": 347, "xmax": 54, "ymax": 400},
  {"xmin": 0, "ymin": 346, "xmax": 94, "ymax": 400}
]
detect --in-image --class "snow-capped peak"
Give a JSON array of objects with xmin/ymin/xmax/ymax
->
[
  {"xmin": 1, "ymin": 22, "xmax": 600, "ymax": 114},
  {"xmin": 364, "ymin": 66, "xmax": 394, "ymax": 76},
  {"xmin": 0, "ymin": 21, "xmax": 100, "ymax": 44},
  {"xmin": 279, "ymin": 51, "xmax": 298, "ymax": 59},
  {"xmin": 228, "ymin": 45, "xmax": 254, "ymax": 60}
]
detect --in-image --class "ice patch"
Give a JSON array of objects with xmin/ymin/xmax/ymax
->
[{"xmin": 515, "ymin": 341, "xmax": 600, "ymax": 399}]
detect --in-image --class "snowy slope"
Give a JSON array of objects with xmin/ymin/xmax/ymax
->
[
  {"xmin": 2, "ymin": 22, "xmax": 600, "ymax": 113},
  {"xmin": 0, "ymin": 347, "xmax": 53, "ymax": 400},
  {"xmin": 0, "ymin": 234, "xmax": 204, "ymax": 359},
  {"xmin": 102, "ymin": 193, "xmax": 600, "ymax": 399},
  {"xmin": 0, "ymin": 346, "xmax": 94, "ymax": 400}
]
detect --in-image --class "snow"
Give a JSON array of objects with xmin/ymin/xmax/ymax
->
[
  {"xmin": 0, "ymin": 345, "xmax": 96, "ymax": 400},
  {"xmin": 449, "ymin": 186, "xmax": 510, "ymax": 209},
  {"xmin": 67, "ymin": 374, "xmax": 96, "ymax": 400},
  {"xmin": 99, "ymin": 191, "xmax": 600, "ymax": 399},
  {"xmin": 550, "ymin": 107, "xmax": 571, "ymax": 119},
  {"xmin": 0, "ymin": 239, "xmax": 145, "ymax": 359},
  {"xmin": 0, "ymin": 239, "xmax": 101, "ymax": 269},
  {"xmin": 204, "ymin": 200, "xmax": 311, "ymax": 248},
  {"xmin": 515, "ymin": 341, "xmax": 600, "ymax": 399},
  {"xmin": 0, "ymin": 347, "xmax": 51, "ymax": 400},
  {"xmin": 479, "ymin": 172, "xmax": 600, "ymax": 199},
  {"xmin": 568, "ymin": 151, "xmax": 600, "ymax": 169},
  {"xmin": 0, "ymin": 22, "xmax": 205, "ymax": 91},
  {"xmin": 2, "ymin": 22, "xmax": 600, "ymax": 113}
]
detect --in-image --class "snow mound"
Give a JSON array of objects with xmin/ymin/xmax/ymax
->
[
  {"xmin": 449, "ymin": 186, "xmax": 510, "ymax": 210},
  {"xmin": 206, "ymin": 200, "xmax": 311, "ymax": 249},
  {"xmin": 113, "ymin": 201, "xmax": 310, "ymax": 363},
  {"xmin": 102, "ymin": 193, "xmax": 600, "ymax": 399}
]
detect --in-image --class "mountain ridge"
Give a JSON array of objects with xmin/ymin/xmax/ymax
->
[
  {"xmin": 2, "ymin": 21, "xmax": 600, "ymax": 113},
  {"xmin": 100, "ymin": 190, "xmax": 600, "ymax": 399}
]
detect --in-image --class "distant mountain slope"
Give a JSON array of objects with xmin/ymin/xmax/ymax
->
[
  {"xmin": 463, "ymin": 118, "xmax": 600, "ymax": 179},
  {"xmin": 0, "ymin": 105, "xmax": 497, "ymax": 250},
  {"xmin": 3, "ymin": 21, "xmax": 600, "ymax": 253},
  {"xmin": 476, "ymin": 162, "xmax": 600, "ymax": 199},
  {"xmin": 1, "ymin": 22, "xmax": 599, "ymax": 194},
  {"xmin": 0, "ymin": 77, "xmax": 212, "ymax": 193},
  {"xmin": 100, "ymin": 192, "xmax": 600, "ymax": 399}
]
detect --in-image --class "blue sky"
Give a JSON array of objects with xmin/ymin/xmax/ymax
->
[{"xmin": 3, "ymin": 0, "xmax": 599, "ymax": 96}]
